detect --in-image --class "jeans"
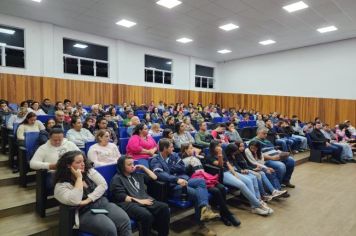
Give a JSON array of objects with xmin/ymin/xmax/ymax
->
[
  {"xmin": 288, "ymin": 136, "xmax": 302, "ymax": 151},
  {"xmin": 258, "ymin": 171, "xmax": 276, "ymax": 194},
  {"xmin": 318, "ymin": 144, "xmax": 343, "ymax": 160},
  {"xmin": 265, "ymin": 156, "xmax": 295, "ymax": 183},
  {"xmin": 275, "ymin": 138, "xmax": 293, "ymax": 152},
  {"xmin": 237, "ymin": 172, "xmax": 261, "ymax": 199},
  {"xmin": 265, "ymin": 170, "xmax": 281, "ymax": 190},
  {"xmin": 332, "ymin": 142, "xmax": 353, "ymax": 160},
  {"xmin": 223, "ymin": 171, "xmax": 261, "ymax": 208},
  {"xmin": 292, "ymin": 135, "xmax": 308, "ymax": 150},
  {"xmin": 171, "ymin": 178, "xmax": 209, "ymax": 222}
]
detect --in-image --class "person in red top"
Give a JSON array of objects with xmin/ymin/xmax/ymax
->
[
  {"xmin": 211, "ymin": 124, "xmax": 229, "ymax": 144},
  {"xmin": 126, "ymin": 124, "xmax": 157, "ymax": 167}
]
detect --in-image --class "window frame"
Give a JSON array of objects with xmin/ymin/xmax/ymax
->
[
  {"xmin": 195, "ymin": 65, "xmax": 215, "ymax": 89},
  {"xmin": 144, "ymin": 54, "xmax": 173, "ymax": 85},
  {"xmin": 0, "ymin": 25, "xmax": 26, "ymax": 69}
]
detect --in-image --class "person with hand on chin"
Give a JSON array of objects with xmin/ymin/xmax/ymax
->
[
  {"xmin": 110, "ymin": 155, "xmax": 170, "ymax": 236},
  {"xmin": 54, "ymin": 151, "xmax": 131, "ymax": 236}
]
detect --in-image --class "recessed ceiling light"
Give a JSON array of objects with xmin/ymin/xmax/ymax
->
[
  {"xmin": 176, "ymin": 37, "xmax": 193, "ymax": 43},
  {"xmin": 219, "ymin": 23, "xmax": 239, "ymax": 31},
  {"xmin": 259, "ymin": 40, "xmax": 276, "ymax": 45},
  {"xmin": 217, "ymin": 49, "xmax": 231, "ymax": 54},
  {"xmin": 317, "ymin": 26, "xmax": 338, "ymax": 33},
  {"xmin": 116, "ymin": 19, "xmax": 137, "ymax": 28},
  {"xmin": 31, "ymin": 0, "xmax": 42, "ymax": 2},
  {"xmin": 283, "ymin": 1, "xmax": 308, "ymax": 13},
  {"xmin": 73, "ymin": 43, "xmax": 88, "ymax": 49},
  {"xmin": 0, "ymin": 28, "xmax": 15, "ymax": 35},
  {"xmin": 156, "ymin": 0, "xmax": 182, "ymax": 9}
]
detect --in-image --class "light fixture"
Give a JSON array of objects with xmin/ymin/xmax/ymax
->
[
  {"xmin": 219, "ymin": 23, "xmax": 239, "ymax": 31},
  {"xmin": 283, "ymin": 1, "xmax": 308, "ymax": 13},
  {"xmin": 317, "ymin": 26, "xmax": 338, "ymax": 33},
  {"xmin": 176, "ymin": 37, "xmax": 193, "ymax": 43},
  {"xmin": 217, "ymin": 49, "xmax": 231, "ymax": 54},
  {"xmin": 0, "ymin": 28, "xmax": 15, "ymax": 35},
  {"xmin": 31, "ymin": 0, "xmax": 42, "ymax": 2},
  {"xmin": 116, "ymin": 19, "xmax": 137, "ymax": 28},
  {"xmin": 259, "ymin": 40, "xmax": 276, "ymax": 45},
  {"xmin": 156, "ymin": 0, "xmax": 182, "ymax": 9},
  {"xmin": 73, "ymin": 43, "xmax": 88, "ymax": 49},
  {"xmin": 166, "ymin": 61, "xmax": 172, "ymax": 65}
]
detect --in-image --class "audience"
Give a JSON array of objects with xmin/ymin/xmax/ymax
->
[
  {"xmin": 16, "ymin": 112, "xmax": 45, "ymax": 141},
  {"xmin": 66, "ymin": 117, "xmax": 95, "ymax": 149},
  {"xmin": 55, "ymin": 110, "xmax": 71, "ymax": 133},
  {"xmin": 127, "ymin": 116, "xmax": 140, "ymax": 137},
  {"xmin": 94, "ymin": 117, "xmax": 118, "ymax": 145},
  {"xmin": 225, "ymin": 122, "xmax": 242, "ymax": 143},
  {"xmin": 148, "ymin": 123, "xmax": 162, "ymax": 137}
]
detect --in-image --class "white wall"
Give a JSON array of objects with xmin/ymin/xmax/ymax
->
[
  {"xmin": 218, "ymin": 38, "xmax": 356, "ymax": 100},
  {"xmin": 0, "ymin": 13, "xmax": 217, "ymax": 91}
]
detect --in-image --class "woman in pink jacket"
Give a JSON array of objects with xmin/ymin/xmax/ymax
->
[{"xmin": 126, "ymin": 123, "xmax": 157, "ymax": 167}]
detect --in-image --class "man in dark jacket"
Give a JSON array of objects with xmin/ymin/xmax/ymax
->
[
  {"xmin": 110, "ymin": 155, "xmax": 170, "ymax": 236},
  {"xmin": 40, "ymin": 98, "xmax": 55, "ymax": 115},
  {"xmin": 310, "ymin": 122, "xmax": 344, "ymax": 164}
]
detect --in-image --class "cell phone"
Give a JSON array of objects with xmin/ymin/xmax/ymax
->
[{"xmin": 91, "ymin": 209, "xmax": 109, "ymax": 214}]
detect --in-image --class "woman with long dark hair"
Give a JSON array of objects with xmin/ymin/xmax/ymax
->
[
  {"xmin": 16, "ymin": 112, "xmax": 45, "ymax": 141},
  {"xmin": 54, "ymin": 151, "xmax": 131, "ymax": 236}
]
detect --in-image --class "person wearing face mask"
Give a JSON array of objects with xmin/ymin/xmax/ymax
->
[
  {"xmin": 54, "ymin": 151, "xmax": 131, "ymax": 236},
  {"xmin": 16, "ymin": 112, "xmax": 46, "ymax": 141},
  {"xmin": 30, "ymin": 128, "xmax": 80, "ymax": 170},
  {"xmin": 309, "ymin": 122, "xmax": 344, "ymax": 164},
  {"xmin": 110, "ymin": 155, "xmax": 170, "ymax": 236}
]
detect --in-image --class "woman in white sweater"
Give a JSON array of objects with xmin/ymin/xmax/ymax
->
[
  {"xmin": 87, "ymin": 129, "xmax": 121, "ymax": 167},
  {"xmin": 54, "ymin": 150, "xmax": 131, "ymax": 236},
  {"xmin": 16, "ymin": 112, "xmax": 45, "ymax": 141},
  {"xmin": 66, "ymin": 117, "xmax": 95, "ymax": 149}
]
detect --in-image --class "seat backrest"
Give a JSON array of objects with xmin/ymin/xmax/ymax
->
[
  {"xmin": 119, "ymin": 127, "xmax": 129, "ymax": 138},
  {"xmin": 9, "ymin": 103, "xmax": 18, "ymax": 111},
  {"xmin": 119, "ymin": 138, "xmax": 129, "ymax": 154},
  {"xmin": 84, "ymin": 141, "xmax": 97, "ymax": 155},
  {"xmin": 37, "ymin": 115, "xmax": 55, "ymax": 124},
  {"xmin": 24, "ymin": 131, "xmax": 40, "ymax": 161},
  {"xmin": 212, "ymin": 117, "xmax": 223, "ymax": 123},
  {"xmin": 94, "ymin": 163, "xmax": 117, "ymax": 200},
  {"xmin": 152, "ymin": 135, "xmax": 162, "ymax": 143}
]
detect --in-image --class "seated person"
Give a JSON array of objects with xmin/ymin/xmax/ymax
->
[
  {"xmin": 150, "ymin": 139, "xmax": 219, "ymax": 235},
  {"xmin": 336, "ymin": 123, "xmax": 356, "ymax": 144},
  {"xmin": 180, "ymin": 143, "xmax": 240, "ymax": 226},
  {"xmin": 40, "ymin": 98, "xmax": 55, "ymax": 115},
  {"xmin": 211, "ymin": 124, "xmax": 229, "ymax": 144},
  {"xmin": 6, "ymin": 106, "xmax": 27, "ymax": 129},
  {"xmin": 54, "ymin": 151, "xmax": 131, "ymax": 236},
  {"xmin": 55, "ymin": 110, "xmax": 71, "ymax": 133},
  {"xmin": 302, "ymin": 122, "xmax": 314, "ymax": 134},
  {"xmin": 183, "ymin": 117, "xmax": 196, "ymax": 132},
  {"xmin": 148, "ymin": 123, "xmax": 162, "ymax": 137},
  {"xmin": 28, "ymin": 101, "xmax": 47, "ymax": 116},
  {"xmin": 127, "ymin": 116, "xmax": 141, "ymax": 137},
  {"xmin": 110, "ymin": 156, "xmax": 170, "ymax": 236},
  {"xmin": 207, "ymin": 141, "xmax": 273, "ymax": 216},
  {"xmin": 277, "ymin": 121, "xmax": 302, "ymax": 152},
  {"xmin": 94, "ymin": 117, "xmax": 118, "ymax": 145},
  {"xmin": 66, "ymin": 117, "xmax": 95, "ymax": 149},
  {"xmin": 209, "ymin": 107, "xmax": 221, "ymax": 119},
  {"xmin": 256, "ymin": 115, "xmax": 265, "ymax": 128},
  {"xmin": 194, "ymin": 122, "xmax": 213, "ymax": 148},
  {"xmin": 87, "ymin": 130, "xmax": 121, "ymax": 167},
  {"xmin": 16, "ymin": 112, "xmax": 45, "ymax": 141},
  {"xmin": 310, "ymin": 122, "xmax": 345, "ymax": 164},
  {"xmin": 151, "ymin": 107, "xmax": 163, "ymax": 123},
  {"xmin": 123, "ymin": 111, "xmax": 134, "ymax": 127},
  {"xmin": 142, "ymin": 113, "xmax": 153, "ymax": 127},
  {"xmin": 225, "ymin": 122, "xmax": 242, "ymax": 143},
  {"xmin": 252, "ymin": 128, "xmax": 296, "ymax": 187},
  {"xmin": 173, "ymin": 122, "xmax": 196, "ymax": 149},
  {"xmin": 83, "ymin": 117, "xmax": 95, "ymax": 134},
  {"xmin": 108, "ymin": 107, "xmax": 123, "ymax": 122},
  {"xmin": 265, "ymin": 119, "xmax": 292, "ymax": 152},
  {"xmin": 126, "ymin": 124, "xmax": 157, "ymax": 167},
  {"xmin": 30, "ymin": 128, "xmax": 79, "ymax": 170},
  {"xmin": 165, "ymin": 116, "xmax": 175, "ymax": 131}
]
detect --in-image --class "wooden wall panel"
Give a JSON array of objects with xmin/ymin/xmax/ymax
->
[{"xmin": 0, "ymin": 73, "xmax": 354, "ymax": 125}]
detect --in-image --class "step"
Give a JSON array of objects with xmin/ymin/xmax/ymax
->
[
  {"xmin": 0, "ymin": 211, "xmax": 59, "ymax": 236},
  {"xmin": 0, "ymin": 166, "xmax": 36, "ymax": 187},
  {"xmin": 293, "ymin": 151, "xmax": 310, "ymax": 165},
  {"xmin": 0, "ymin": 154, "xmax": 8, "ymax": 167},
  {"xmin": 0, "ymin": 184, "xmax": 36, "ymax": 218}
]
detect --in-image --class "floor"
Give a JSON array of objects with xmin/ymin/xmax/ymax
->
[{"xmin": 169, "ymin": 161, "xmax": 356, "ymax": 236}]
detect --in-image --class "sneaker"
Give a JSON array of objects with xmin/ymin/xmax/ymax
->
[
  {"xmin": 272, "ymin": 190, "xmax": 288, "ymax": 199},
  {"xmin": 346, "ymin": 159, "xmax": 356, "ymax": 163},
  {"xmin": 282, "ymin": 182, "xmax": 295, "ymax": 188},
  {"xmin": 260, "ymin": 201, "xmax": 274, "ymax": 214},
  {"xmin": 251, "ymin": 207, "xmax": 270, "ymax": 216},
  {"xmin": 200, "ymin": 206, "xmax": 219, "ymax": 221},
  {"xmin": 195, "ymin": 225, "xmax": 217, "ymax": 236},
  {"xmin": 262, "ymin": 195, "xmax": 273, "ymax": 202}
]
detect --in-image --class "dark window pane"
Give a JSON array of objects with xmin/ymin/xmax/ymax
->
[
  {"xmin": 0, "ymin": 48, "xmax": 2, "ymax": 66},
  {"xmin": 164, "ymin": 72, "xmax": 172, "ymax": 84},
  {"xmin": 0, "ymin": 25, "xmax": 24, "ymax": 47},
  {"xmin": 196, "ymin": 65, "xmax": 214, "ymax": 77},
  {"xmin": 63, "ymin": 57, "xmax": 78, "ymax": 74},
  {"xmin": 145, "ymin": 55, "xmax": 172, "ymax": 71},
  {"xmin": 208, "ymin": 79, "xmax": 214, "ymax": 89},
  {"xmin": 5, "ymin": 48, "xmax": 24, "ymax": 68},
  {"xmin": 63, "ymin": 38, "xmax": 108, "ymax": 61},
  {"xmin": 195, "ymin": 77, "xmax": 201, "ymax": 87},
  {"xmin": 154, "ymin": 71, "xmax": 163, "ymax": 83},
  {"xmin": 96, "ymin": 62, "xmax": 108, "ymax": 77},
  {"xmin": 202, "ymin": 77, "xmax": 208, "ymax": 88},
  {"xmin": 80, "ymin": 59, "xmax": 94, "ymax": 76},
  {"xmin": 145, "ymin": 69, "xmax": 153, "ymax": 82}
]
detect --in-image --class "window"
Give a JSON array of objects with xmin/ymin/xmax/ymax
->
[
  {"xmin": 144, "ymin": 55, "xmax": 172, "ymax": 85},
  {"xmin": 0, "ymin": 25, "xmax": 25, "ymax": 68},
  {"xmin": 195, "ymin": 65, "xmax": 214, "ymax": 89},
  {"xmin": 63, "ymin": 38, "xmax": 109, "ymax": 77}
]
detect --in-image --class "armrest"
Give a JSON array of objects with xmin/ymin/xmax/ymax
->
[
  {"xmin": 59, "ymin": 204, "xmax": 77, "ymax": 236},
  {"xmin": 36, "ymin": 169, "xmax": 49, "ymax": 217},
  {"xmin": 147, "ymin": 180, "xmax": 169, "ymax": 203}
]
